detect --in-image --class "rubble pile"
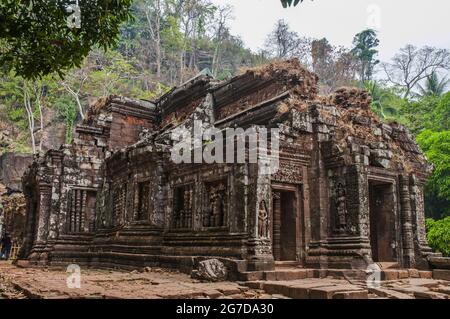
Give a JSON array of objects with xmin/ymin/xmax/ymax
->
[
  {"xmin": 317, "ymin": 87, "xmax": 432, "ymax": 174},
  {"xmin": 332, "ymin": 87, "xmax": 372, "ymax": 109},
  {"xmin": 215, "ymin": 59, "xmax": 318, "ymax": 120},
  {"xmin": 0, "ymin": 183, "xmax": 26, "ymax": 246},
  {"xmin": 0, "ymin": 130, "xmax": 13, "ymax": 149}
]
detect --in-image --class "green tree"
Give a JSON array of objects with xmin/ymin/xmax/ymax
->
[
  {"xmin": 351, "ymin": 29, "xmax": 380, "ymax": 84},
  {"xmin": 404, "ymin": 91, "xmax": 450, "ymax": 134},
  {"xmin": 0, "ymin": 0, "xmax": 133, "ymax": 79},
  {"xmin": 417, "ymin": 130, "xmax": 450, "ymax": 219},
  {"xmin": 426, "ymin": 217, "xmax": 450, "ymax": 256},
  {"xmin": 53, "ymin": 95, "xmax": 77, "ymax": 144},
  {"xmin": 280, "ymin": 0, "xmax": 305, "ymax": 7},
  {"xmin": 433, "ymin": 92, "xmax": 450, "ymax": 131},
  {"xmin": 364, "ymin": 81, "xmax": 406, "ymax": 121}
]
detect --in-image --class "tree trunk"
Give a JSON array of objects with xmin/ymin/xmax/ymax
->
[{"xmin": 23, "ymin": 87, "xmax": 36, "ymax": 154}]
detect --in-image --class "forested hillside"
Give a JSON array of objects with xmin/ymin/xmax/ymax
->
[{"xmin": 0, "ymin": 0, "xmax": 449, "ymax": 229}]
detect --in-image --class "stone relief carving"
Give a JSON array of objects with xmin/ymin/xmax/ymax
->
[
  {"xmin": 203, "ymin": 181, "xmax": 227, "ymax": 227},
  {"xmin": 258, "ymin": 200, "xmax": 270, "ymax": 239},
  {"xmin": 335, "ymin": 182, "xmax": 347, "ymax": 233}
]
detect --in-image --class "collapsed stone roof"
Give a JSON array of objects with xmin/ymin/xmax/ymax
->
[{"xmin": 81, "ymin": 59, "xmax": 432, "ymax": 180}]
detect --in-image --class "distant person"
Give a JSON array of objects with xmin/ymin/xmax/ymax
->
[{"xmin": 1, "ymin": 233, "xmax": 12, "ymax": 260}]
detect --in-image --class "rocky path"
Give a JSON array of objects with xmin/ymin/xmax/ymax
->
[
  {"xmin": 1, "ymin": 262, "xmax": 449, "ymax": 299},
  {"xmin": 0, "ymin": 262, "xmax": 272, "ymax": 299}
]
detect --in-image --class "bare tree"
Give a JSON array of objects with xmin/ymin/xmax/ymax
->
[
  {"xmin": 264, "ymin": 19, "xmax": 311, "ymax": 64},
  {"xmin": 61, "ymin": 68, "xmax": 89, "ymax": 120},
  {"xmin": 21, "ymin": 81, "xmax": 36, "ymax": 154},
  {"xmin": 31, "ymin": 80, "xmax": 45, "ymax": 152},
  {"xmin": 211, "ymin": 5, "xmax": 234, "ymax": 77},
  {"xmin": 312, "ymin": 38, "xmax": 359, "ymax": 93},
  {"xmin": 382, "ymin": 45, "xmax": 450, "ymax": 98},
  {"xmin": 140, "ymin": 0, "xmax": 164, "ymax": 78}
]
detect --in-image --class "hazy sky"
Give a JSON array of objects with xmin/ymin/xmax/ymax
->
[{"xmin": 211, "ymin": 0, "xmax": 450, "ymax": 62}]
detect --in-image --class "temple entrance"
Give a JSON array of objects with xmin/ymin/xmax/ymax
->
[
  {"xmin": 272, "ymin": 188, "xmax": 298, "ymax": 261},
  {"xmin": 368, "ymin": 181, "xmax": 396, "ymax": 262}
]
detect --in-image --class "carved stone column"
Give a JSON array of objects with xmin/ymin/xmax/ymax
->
[
  {"xmin": 246, "ymin": 156, "xmax": 274, "ymax": 271},
  {"xmin": 399, "ymin": 175, "xmax": 415, "ymax": 268},
  {"xmin": 409, "ymin": 175, "xmax": 434, "ymax": 269},
  {"xmin": 272, "ymin": 191, "xmax": 281, "ymax": 261},
  {"xmin": 36, "ymin": 182, "xmax": 52, "ymax": 243}
]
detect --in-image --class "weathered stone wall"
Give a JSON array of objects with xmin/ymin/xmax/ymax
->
[
  {"xmin": 20, "ymin": 60, "xmax": 435, "ymax": 274},
  {"xmin": 0, "ymin": 183, "xmax": 26, "ymax": 245},
  {"xmin": 0, "ymin": 153, "xmax": 33, "ymax": 191}
]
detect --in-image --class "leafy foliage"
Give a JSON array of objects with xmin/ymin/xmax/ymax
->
[
  {"xmin": 0, "ymin": 0, "xmax": 133, "ymax": 79},
  {"xmin": 417, "ymin": 72, "xmax": 449, "ymax": 97},
  {"xmin": 351, "ymin": 29, "xmax": 379, "ymax": 83},
  {"xmin": 53, "ymin": 95, "xmax": 77, "ymax": 144},
  {"xmin": 364, "ymin": 81, "xmax": 405, "ymax": 121},
  {"xmin": 417, "ymin": 130, "xmax": 450, "ymax": 200},
  {"xmin": 426, "ymin": 217, "xmax": 450, "ymax": 256},
  {"xmin": 280, "ymin": 0, "xmax": 305, "ymax": 8}
]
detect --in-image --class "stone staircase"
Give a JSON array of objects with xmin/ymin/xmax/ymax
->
[
  {"xmin": 238, "ymin": 266, "xmax": 433, "ymax": 282},
  {"xmin": 237, "ymin": 264, "xmax": 440, "ymax": 299}
]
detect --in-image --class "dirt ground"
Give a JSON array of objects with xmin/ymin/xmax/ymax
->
[
  {"xmin": 1, "ymin": 262, "xmax": 449, "ymax": 299},
  {"xmin": 0, "ymin": 262, "xmax": 275, "ymax": 299}
]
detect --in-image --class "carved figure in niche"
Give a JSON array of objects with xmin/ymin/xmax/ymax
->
[
  {"xmin": 204, "ymin": 181, "xmax": 226, "ymax": 227},
  {"xmin": 335, "ymin": 182, "xmax": 347, "ymax": 232},
  {"xmin": 173, "ymin": 185, "xmax": 193, "ymax": 229},
  {"xmin": 258, "ymin": 200, "xmax": 270, "ymax": 238}
]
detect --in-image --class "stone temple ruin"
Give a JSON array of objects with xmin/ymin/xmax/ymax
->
[{"xmin": 19, "ymin": 59, "xmax": 443, "ymax": 278}]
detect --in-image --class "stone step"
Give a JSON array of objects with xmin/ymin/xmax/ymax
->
[
  {"xmin": 243, "ymin": 279, "xmax": 368, "ymax": 299},
  {"xmin": 264, "ymin": 269, "xmax": 313, "ymax": 281},
  {"xmin": 377, "ymin": 262, "xmax": 399, "ymax": 269},
  {"xmin": 239, "ymin": 268, "xmax": 434, "ymax": 282},
  {"xmin": 274, "ymin": 261, "xmax": 303, "ymax": 268}
]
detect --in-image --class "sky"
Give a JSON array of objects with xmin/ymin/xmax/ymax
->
[{"xmin": 211, "ymin": 0, "xmax": 450, "ymax": 62}]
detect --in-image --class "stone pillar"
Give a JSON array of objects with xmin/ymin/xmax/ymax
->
[
  {"xmin": 399, "ymin": 175, "xmax": 415, "ymax": 268},
  {"xmin": 246, "ymin": 157, "xmax": 274, "ymax": 271},
  {"xmin": 36, "ymin": 182, "xmax": 52, "ymax": 243},
  {"xmin": 272, "ymin": 191, "xmax": 281, "ymax": 261},
  {"xmin": 49, "ymin": 152, "xmax": 63, "ymax": 239},
  {"xmin": 151, "ymin": 158, "xmax": 166, "ymax": 228},
  {"xmin": 409, "ymin": 175, "xmax": 434, "ymax": 269}
]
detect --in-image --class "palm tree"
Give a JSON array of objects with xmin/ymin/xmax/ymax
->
[
  {"xmin": 364, "ymin": 81, "xmax": 399, "ymax": 120},
  {"xmin": 417, "ymin": 72, "xmax": 449, "ymax": 97},
  {"xmin": 281, "ymin": 0, "xmax": 304, "ymax": 7}
]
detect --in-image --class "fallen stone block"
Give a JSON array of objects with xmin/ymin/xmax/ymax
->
[
  {"xmin": 264, "ymin": 269, "xmax": 308, "ymax": 281},
  {"xmin": 381, "ymin": 270, "xmax": 399, "ymax": 281},
  {"xmin": 263, "ymin": 282, "xmax": 292, "ymax": 296},
  {"xmin": 419, "ymin": 271, "xmax": 433, "ymax": 279},
  {"xmin": 407, "ymin": 269, "xmax": 420, "ymax": 278},
  {"xmin": 433, "ymin": 269, "xmax": 450, "ymax": 281},
  {"xmin": 368, "ymin": 287, "xmax": 414, "ymax": 299},
  {"xmin": 333, "ymin": 290, "xmax": 368, "ymax": 299},
  {"xmin": 238, "ymin": 271, "xmax": 264, "ymax": 281},
  {"xmin": 309, "ymin": 285, "xmax": 366, "ymax": 299},
  {"xmin": 413, "ymin": 291, "xmax": 448, "ymax": 299},
  {"xmin": 191, "ymin": 259, "xmax": 228, "ymax": 282},
  {"xmin": 243, "ymin": 281, "xmax": 265, "ymax": 290}
]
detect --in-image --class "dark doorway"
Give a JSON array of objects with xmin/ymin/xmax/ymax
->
[
  {"xmin": 368, "ymin": 181, "xmax": 396, "ymax": 262},
  {"xmin": 272, "ymin": 190, "xmax": 297, "ymax": 261}
]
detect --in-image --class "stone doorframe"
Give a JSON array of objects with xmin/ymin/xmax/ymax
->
[
  {"xmin": 271, "ymin": 183, "xmax": 305, "ymax": 265},
  {"xmin": 366, "ymin": 174, "xmax": 402, "ymax": 267}
]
